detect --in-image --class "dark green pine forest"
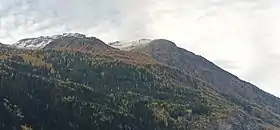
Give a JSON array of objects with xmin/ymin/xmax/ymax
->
[{"xmin": 0, "ymin": 38, "xmax": 280, "ymax": 130}]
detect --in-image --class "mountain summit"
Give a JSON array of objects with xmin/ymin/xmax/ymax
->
[
  {"xmin": 13, "ymin": 33, "xmax": 114, "ymax": 52},
  {"xmin": 108, "ymin": 39, "xmax": 152, "ymax": 51},
  {"xmin": 13, "ymin": 33, "xmax": 86, "ymax": 49}
]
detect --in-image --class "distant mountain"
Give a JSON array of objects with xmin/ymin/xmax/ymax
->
[
  {"xmin": 0, "ymin": 42, "xmax": 6, "ymax": 47},
  {"xmin": 109, "ymin": 39, "xmax": 280, "ymax": 116},
  {"xmin": 0, "ymin": 42, "xmax": 8, "ymax": 46},
  {"xmin": 1, "ymin": 34, "xmax": 280, "ymax": 129},
  {"xmin": 13, "ymin": 33, "xmax": 84, "ymax": 49},
  {"xmin": 0, "ymin": 42, "xmax": 14, "ymax": 49},
  {"xmin": 13, "ymin": 33, "xmax": 115, "ymax": 52}
]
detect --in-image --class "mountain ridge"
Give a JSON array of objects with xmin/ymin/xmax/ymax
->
[
  {"xmin": 13, "ymin": 33, "xmax": 92, "ymax": 49},
  {"xmin": 8, "ymin": 35, "xmax": 280, "ymax": 102},
  {"xmin": 9, "ymin": 35, "xmax": 280, "ymax": 102},
  {"xmin": 108, "ymin": 38, "xmax": 280, "ymax": 115}
]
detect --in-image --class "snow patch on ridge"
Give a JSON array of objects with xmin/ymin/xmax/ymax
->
[
  {"xmin": 13, "ymin": 33, "xmax": 87, "ymax": 49},
  {"xmin": 109, "ymin": 39, "xmax": 152, "ymax": 51}
]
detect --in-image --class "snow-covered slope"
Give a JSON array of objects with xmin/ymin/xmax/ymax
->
[
  {"xmin": 108, "ymin": 39, "xmax": 152, "ymax": 51},
  {"xmin": 13, "ymin": 33, "xmax": 87, "ymax": 49}
]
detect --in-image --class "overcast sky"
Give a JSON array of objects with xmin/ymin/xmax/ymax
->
[{"xmin": 0, "ymin": 0, "xmax": 280, "ymax": 97}]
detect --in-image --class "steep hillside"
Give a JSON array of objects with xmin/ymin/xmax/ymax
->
[
  {"xmin": 1, "ymin": 35, "xmax": 280, "ymax": 130},
  {"xmin": 110, "ymin": 39, "xmax": 280, "ymax": 120},
  {"xmin": 1, "ymin": 48, "xmax": 279, "ymax": 130}
]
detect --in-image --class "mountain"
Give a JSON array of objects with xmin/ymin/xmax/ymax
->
[
  {"xmin": 14, "ymin": 33, "xmax": 115, "ymax": 52},
  {"xmin": 13, "ymin": 33, "xmax": 85, "ymax": 49},
  {"xmin": 1, "ymin": 34, "xmax": 280, "ymax": 130},
  {"xmin": 0, "ymin": 42, "xmax": 9, "ymax": 48},
  {"xmin": 13, "ymin": 34, "xmax": 157, "ymax": 65},
  {"xmin": 0, "ymin": 42, "xmax": 15, "ymax": 50},
  {"xmin": 109, "ymin": 39, "xmax": 280, "ymax": 121}
]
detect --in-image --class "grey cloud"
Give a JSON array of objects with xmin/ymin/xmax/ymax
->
[
  {"xmin": 214, "ymin": 60, "xmax": 239, "ymax": 70},
  {"xmin": 0, "ymin": 0, "xmax": 155, "ymax": 41},
  {"xmin": 0, "ymin": 0, "xmax": 280, "ymax": 96}
]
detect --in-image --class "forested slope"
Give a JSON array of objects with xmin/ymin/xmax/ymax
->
[{"xmin": 0, "ymin": 47, "xmax": 279, "ymax": 130}]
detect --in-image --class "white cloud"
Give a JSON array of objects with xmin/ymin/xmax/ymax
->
[{"xmin": 0, "ymin": 0, "xmax": 280, "ymax": 96}]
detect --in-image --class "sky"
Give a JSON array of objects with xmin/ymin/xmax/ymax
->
[{"xmin": 0, "ymin": 0, "xmax": 280, "ymax": 97}]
